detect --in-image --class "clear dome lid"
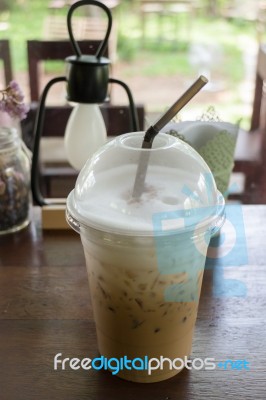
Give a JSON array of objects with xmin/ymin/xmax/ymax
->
[{"xmin": 66, "ymin": 132, "xmax": 224, "ymax": 236}]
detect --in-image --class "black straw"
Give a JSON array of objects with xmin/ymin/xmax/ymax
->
[{"xmin": 132, "ymin": 76, "xmax": 208, "ymax": 198}]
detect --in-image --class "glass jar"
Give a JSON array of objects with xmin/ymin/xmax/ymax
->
[{"xmin": 0, "ymin": 127, "xmax": 31, "ymax": 234}]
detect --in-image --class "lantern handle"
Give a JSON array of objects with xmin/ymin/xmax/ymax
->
[
  {"xmin": 67, "ymin": 0, "xmax": 112, "ymax": 59},
  {"xmin": 108, "ymin": 78, "xmax": 140, "ymax": 132}
]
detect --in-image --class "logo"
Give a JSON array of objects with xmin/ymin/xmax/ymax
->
[
  {"xmin": 53, "ymin": 353, "xmax": 250, "ymax": 374},
  {"xmin": 152, "ymin": 175, "xmax": 249, "ymax": 300}
]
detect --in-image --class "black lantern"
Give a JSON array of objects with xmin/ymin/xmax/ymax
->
[{"xmin": 31, "ymin": 0, "xmax": 139, "ymax": 206}]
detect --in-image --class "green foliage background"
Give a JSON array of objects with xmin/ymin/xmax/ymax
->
[{"xmin": 0, "ymin": 0, "xmax": 260, "ymax": 125}]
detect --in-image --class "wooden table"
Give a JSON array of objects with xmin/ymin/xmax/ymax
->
[
  {"xmin": 0, "ymin": 206, "xmax": 266, "ymax": 399},
  {"xmin": 140, "ymin": 0, "xmax": 195, "ymax": 42}
]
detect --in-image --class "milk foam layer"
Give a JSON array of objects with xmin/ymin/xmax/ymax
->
[{"xmin": 73, "ymin": 164, "xmax": 215, "ymax": 234}]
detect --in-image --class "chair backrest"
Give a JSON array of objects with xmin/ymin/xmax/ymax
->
[
  {"xmin": 250, "ymin": 44, "xmax": 266, "ymax": 131},
  {"xmin": 0, "ymin": 39, "xmax": 13, "ymax": 86},
  {"xmin": 21, "ymin": 103, "xmax": 145, "ymax": 151},
  {"xmin": 27, "ymin": 39, "xmax": 108, "ymax": 101}
]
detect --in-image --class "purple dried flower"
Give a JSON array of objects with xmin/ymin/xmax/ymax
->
[{"xmin": 0, "ymin": 80, "xmax": 29, "ymax": 121}]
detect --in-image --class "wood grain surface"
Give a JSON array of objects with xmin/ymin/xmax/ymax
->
[{"xmin": 0, "ymin": 206, "xmax": 266, "ymax": 400}]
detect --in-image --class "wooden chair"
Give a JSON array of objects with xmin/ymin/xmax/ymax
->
[
  {"xmin": 26, "ymin": 39, "xmax": 104, "ymax": 196},
  {"xmin": 25, "ymin": 39, "xmax": 144, "ymax": 198},
  {"xmin": 231, "ymin": 44, "xmax": 266, "ymax": 203},
  {"xmin": 21, "ymin": 103, "xmax": 145, "ymax": 198},
  {"xmin": 43, "ymin": 15, "xmax": 117, "ymax": 61},
  {"xmin": 0, "ymin": 39, "xmax": 13, "ymax": 86}
]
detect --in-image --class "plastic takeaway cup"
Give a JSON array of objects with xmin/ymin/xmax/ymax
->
[{"xmin": 66, "ymin": 131, "xmax": 225, "ymax": 383}]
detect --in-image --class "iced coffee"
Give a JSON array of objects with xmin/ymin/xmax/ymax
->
[{"xmin": 66, "ymin": 132, "xmax": 224, "ymax": 382}]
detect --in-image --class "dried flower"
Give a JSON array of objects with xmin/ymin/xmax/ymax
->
[{"xmin": 0, "ymin": 80, "xmax": 29, "ymax": 121}]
